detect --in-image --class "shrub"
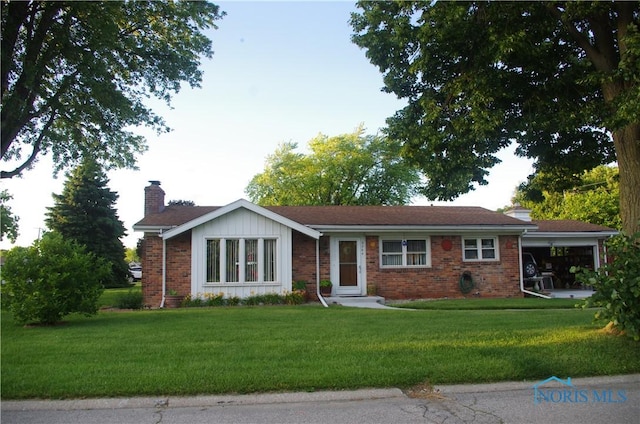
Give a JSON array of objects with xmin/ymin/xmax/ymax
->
[
  {"xmin": 573, "ymin": 232, "xmax": 640, "ymax": 341},
  {"xmin": 115, "ymin": 290, "xmax": 144, "ymax": 310},
  {"xmin": 285, "ymin": 290, "xmax": 306, "ymax": 305},
  {"xmin": 1, "ymin": 232, "xmax": 109, "ymax": 325},
  {"xmin": 181, "ymin": 292, "xmax": 305, "ymax": 308},
  {"xmin": 293, "ymin": 280, "xmax": 307, "ymax": 291},
  {"xmin": 204, "ymin": 292, "xmax": 225, "ymax": 307}
]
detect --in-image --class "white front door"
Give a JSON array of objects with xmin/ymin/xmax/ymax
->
[{"xmin": 331, "ymin": 237, "xmax": 364, "ymax": 296}]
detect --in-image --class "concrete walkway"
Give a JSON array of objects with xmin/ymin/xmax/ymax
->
[{"xmin": 324, "ymin": 296, "xmax": 408, "ymax": 310}]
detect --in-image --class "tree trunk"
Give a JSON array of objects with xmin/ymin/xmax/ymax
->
[{"xmin": 613, "ymin": 122, "xmax": 640, "ymax": 235}]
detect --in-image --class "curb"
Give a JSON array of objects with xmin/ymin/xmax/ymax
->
[
  {"xmin": 434, "ymin": 374, "xmax": 640, "ymax": 395},
  {"xmin": 0, "ymin": 388, "xmax": 405, "ymax": 411},
  {"xmin": 3, "ymin": 375, "xmax": 638, "ymax": 412}
]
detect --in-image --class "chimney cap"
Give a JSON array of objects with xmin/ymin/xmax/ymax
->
[{"xmin": 148, "ymin": 180, "xmax": 161, "ymax": 186}]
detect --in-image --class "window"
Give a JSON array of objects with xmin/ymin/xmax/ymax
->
[
  {"xmin": 380, "ymin": 238, "xmax": 430, "ymax": 268},
  {"xmin": 206, "ymin": 238, "xmax": 277, "ymax": 283},
  {"xmin": 463, "ymin": 237, "xmax": 498, "ymax": 261},
  {"xmin": 206, "ymin": 240, "xmax": 220, "ymax": 282},
  {"xmin": 226, "ymin": 239, "xmax": 239, "ymax": 282},
  {"xmin": 381, "ymin": 240, "xmax": 403, "ymax": 266},
  {"xmin": 263, "ymin": 239, "xmax": 277, "ymax": 282},
  {"xmin": 245, "ymin": 239, "xmax": 258, "ymax": 282}
]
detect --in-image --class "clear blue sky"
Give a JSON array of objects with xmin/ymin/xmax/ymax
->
[{"xmin": 1, "ymin": 1, "xmax": 534, "ymax": 249}]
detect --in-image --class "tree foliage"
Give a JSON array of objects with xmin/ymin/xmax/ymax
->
[
  {"xmin": 45, "ymin": 158, "xmax": 129, "ymax": 288},
  {"xmin": 168, "ymin": 199, "xmax": 196, "ymax": 206},
  {"xmin": 514, "ymin": 165, "xmax": 621, "ymax": 229},
  {"xmin": 0, "ymin": 189, "xmax": 19, "ymax": 243},
  {"xmin": 246, "ymin": 127, "xmax": 421, "ymax": 206},
  {"xmin": 351, "ymin": 1, "xmax": 640, "ymax": 234},
  {"xmin": 574, "ymin": 233, "xmax": 640, "ymax": 341},
  {"xmin": 1, "ymin": 232, "xmax": 109, "ymax": 325},
  {"xmin": 1, "ymin": 1, "xmax": 224, "ymax": 178},
  {"xmin": 125, "ymin": 247, "xmax": 140, "ymax": 264}
]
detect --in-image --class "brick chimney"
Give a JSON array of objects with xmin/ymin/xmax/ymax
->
[{"xmin": 144, "ymin": 180, "xmax": 165, "ymax": 216}]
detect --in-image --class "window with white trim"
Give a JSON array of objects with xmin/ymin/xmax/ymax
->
[
  {"xmin": 206, "ymin": 238, "xmax": 277, "ymax": 283},
  {"xmin": 380, "ymin": 238, "xmax": 430, "ymax": 268},
  {"xmin": 206, "ymin": 239, "xmax": 220, "ymax": 282},
  {"xmin": 263, "ymin": 239, "xmax": 277, "ymax": 282},
  {"xmin": 463, "ymin": 237, "xmax": 498, "ymax": 261}
]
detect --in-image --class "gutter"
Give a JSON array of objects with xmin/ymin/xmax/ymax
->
[
  {"xmin": 309, "ymin": 224, "xmax": 537, "ymax": 234},
  {"xmin": 160, "ymin": 234, "xmax": 167, "ymax": 308},
  {"xmin": 518, "ymin": 234, "xmax": 550, "ymax": 299},
  {"xmin": 316, "ymin": 238, "xmax": 328, "ymax": 307}
]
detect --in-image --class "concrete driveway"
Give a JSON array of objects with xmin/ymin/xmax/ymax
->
[{"xmin": 2, "ymin": 374, "xmax": 638, "ymax": 424}]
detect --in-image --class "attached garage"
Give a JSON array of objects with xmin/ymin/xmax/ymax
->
[
  {"xmin": 523, "ymin": 221, "xmax": 616, "ymax": 290},
  {"xmin": 506, "ymin": 207, "xmax": 617, "ymax": 295}
]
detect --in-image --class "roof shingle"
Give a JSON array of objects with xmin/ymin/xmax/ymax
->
[{"xmin": 134, "ymin": 204, "xmax": 533, "ymax": 229}]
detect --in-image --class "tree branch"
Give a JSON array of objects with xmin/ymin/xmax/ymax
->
[
  {"xmin": 1, "ymin": 111, "xmax": 56, "ymax": 179},
  {"xmin": 546, "ymin": 4, "xmax": 612, "ymax": 72}
]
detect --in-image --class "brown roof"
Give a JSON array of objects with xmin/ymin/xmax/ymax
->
[
  {"xmin": 134, "ymin": 206, "xmax": 220, "ymax": 228},
  {"xmin": 531, "ymin": 220, "xmax": 617, "ymax": 233},
  {"xmin": 134, "ymin": 204, "xmax": 533, "ymax": 229},
  {"xmin": 266, "ymin": 205, "xmax": 527, "ymax": 227}
]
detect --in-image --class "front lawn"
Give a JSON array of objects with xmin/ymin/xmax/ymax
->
[
  {"xmin": 98, "ymin": 283, "xmax": 141, "ymax": 308},
  {"xmin": 2, "ymin": 305, "xmax": 639, "ymax": 399},
  {"xmin": 391, "ymin": 297, "xmax": 583, "ymax": 310}
]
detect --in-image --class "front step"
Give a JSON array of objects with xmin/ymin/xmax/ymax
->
[{"xmin": 324, "ymin": 295, "xmax": 386, "ymax": 306}]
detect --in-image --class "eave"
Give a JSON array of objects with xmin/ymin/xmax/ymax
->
[{"xmin": 309, "ymin": 224, "xmax": 537, "ymax": 234}]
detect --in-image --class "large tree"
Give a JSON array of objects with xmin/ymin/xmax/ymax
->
[
  {"xmin": 45, "ymin": 158, "xmax": 129, "ymax": 288},
  {"xmin": 0, "ymin": 189, "xmax": 19, "ymax": 243},
  {"xmin": 351, "ymin": 1, "xmax": 640, "ymax": 234},
  {"xmin": 1, "ymin": 1, "xmax": 224, "ymax": 178},
  {"xmin": 246, "ymin": 127, "xmax": 421, "ymax": 206},
  {"xmin": 514, "ymin": 165, "xmax": 621, "ymax": 230}
]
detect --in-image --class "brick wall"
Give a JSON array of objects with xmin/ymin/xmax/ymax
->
[
  {"xmin": 165, "ymin": 233, "xmax": 192, "ymax": 296},
  {"xmin": 291, "ymin": 231, "xmax": 330, "ymax": 300},
  {"xmin": 141, "ymin": 231, "xmax": 192, "ymax": 307},
  {"xmin": 141, "ymin": 232, "xmax": 163, "ymax": 307},
  {"xmin": 290, "ymin": 232, "xmax": 523, "ymax": 300},
  {"xmin": 366, "ymin": 235, "xmax": 522, "ymax": 299}
]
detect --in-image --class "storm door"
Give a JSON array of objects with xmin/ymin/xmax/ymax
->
[{"xmin": 332, "ymin": 238, "xmax": 363, "ymax": 296}]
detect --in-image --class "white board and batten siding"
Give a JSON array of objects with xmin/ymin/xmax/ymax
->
[{"xmin": 190, "ymin": 208, "xmax": 293, "ymax": 299}]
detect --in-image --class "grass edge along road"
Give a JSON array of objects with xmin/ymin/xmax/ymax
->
[{"xmin": 2, "ymin": 300, "xmax": 639, "ymax": 400}]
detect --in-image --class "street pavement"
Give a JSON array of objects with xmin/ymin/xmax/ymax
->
[{"xmin": 2, "ymin": 374, "xmax": 639, "ymax": 424}]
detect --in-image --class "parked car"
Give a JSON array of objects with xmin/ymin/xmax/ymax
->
[
  {"xmin": 522, "ymin": 252, "xmax": 539, "ymax": 279},
  {"xmin": 129, "ymin": 265, "xmax": 142, "ymax": 281}
]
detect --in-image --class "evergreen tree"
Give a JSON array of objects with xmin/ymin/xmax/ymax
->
[{"xmin": 46, "ymin": 158, "xmax": 129, "ymax": 288}]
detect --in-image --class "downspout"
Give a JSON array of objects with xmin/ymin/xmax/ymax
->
[
  {"xmin": 160, "ymin": 235, "xmax": 167, "ymax": 308},
  {"xmin": 519, "ymin": 234, "xmax": 550, "ymax": 299},
  {"xmin": 316, "ymin": 238, "xmax": 328, "ymax": 307}
]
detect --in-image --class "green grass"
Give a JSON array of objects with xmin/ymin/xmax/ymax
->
[
  {"xmin": 98, "ymin": 283, "xmax": 141, "ymax": 308},
  {"xmin": 2, "ymin": 305, "xmax": 639, "ymax": 400},
  {"xmin": 391, "ymin": 297, "xmax": 583, "ymax": 310}
]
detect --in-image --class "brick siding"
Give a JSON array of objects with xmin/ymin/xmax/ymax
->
[
  {"xmin": 290, "ymin": 232, "xmax": 522, "ymax": 300},
  {"xmin": 141, "ymin": 231, "xmax": 192, "ymax": 307},
  {"xmin": 366, "ymin": 235, "xmax": 522, "ymax": 299}
]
